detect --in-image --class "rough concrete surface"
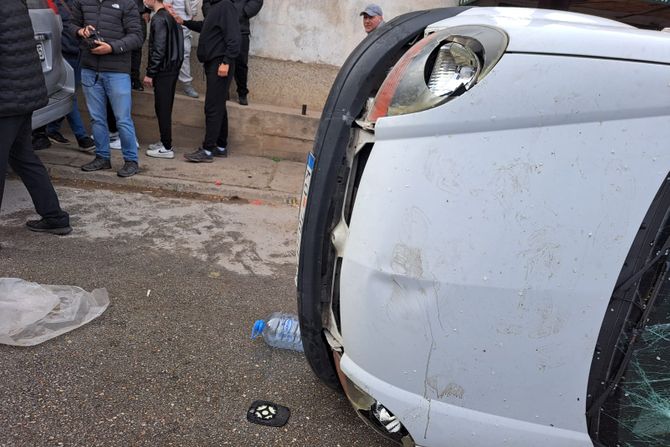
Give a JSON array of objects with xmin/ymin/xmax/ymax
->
[
  {"xmin": 0, "ymin": 180, "xmax": 394, "ymax": 447},
  {"xmin": 36, "ymin": 145, "xmax": 304, "ymax": 206}
]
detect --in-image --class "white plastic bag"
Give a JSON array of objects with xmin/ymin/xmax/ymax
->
[{"xmin": 0, "ymin": 278, "xmax": 109, "ymax": 346}]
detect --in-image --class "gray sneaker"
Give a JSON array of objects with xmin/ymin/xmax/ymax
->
[{"xmin": 182, "ymin": 83, "xmax": 199, "ymax": 98}]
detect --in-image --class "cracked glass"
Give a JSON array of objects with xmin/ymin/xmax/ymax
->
[{"xmin": 597, "ymin": 265, "xmax": 670, "ymax": 446}]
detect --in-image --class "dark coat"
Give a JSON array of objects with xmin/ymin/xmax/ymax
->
[
  {"xmin": 146, "ymin": 9, "xmax": 184, "ymax": 78},
  {"xmin": 184, "ymin": 0, "xmax": 240, "ymax": 65},
  {"xmin": 57, "ymin": 0, "xmax": 81, "ymax": 56},
  {"xmin": 68, "ymin": 0, "xmax": 144, "ymax": 74},
  {"xmin": 0, "ymin": 0, "xmax": 48, "ymax": 118},
  {"xmin": 203, "ymin": 0, "xmax": 263, "ymax": 35}
]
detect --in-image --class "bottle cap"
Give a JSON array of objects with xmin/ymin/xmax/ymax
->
[{"xmin": 251, "ymin": 319, "xmax": 266, "ymax": 339}]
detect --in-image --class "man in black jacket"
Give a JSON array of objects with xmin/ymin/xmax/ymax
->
[
  {"xmin": 143, "ymin": 0, "xmax": 184, "ymax": 159},
  {"xmin": 171, "ymin": 0, "xmax": 240, "ymax": 162},
  {"xmin": 203, "ymin": 0, "xmax": 263, "ymax": 105},
  {"xmin": 69, "ymin": 0, "xmax": 144, "ymax": 177},
  {"xmin": 0, "ymin": 0, "xmax": 71, "ymax": 235}
]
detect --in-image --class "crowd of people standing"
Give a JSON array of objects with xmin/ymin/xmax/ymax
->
[{"xmin": 35, "ymin": 0, "xmax": 264, "ymax": 177}]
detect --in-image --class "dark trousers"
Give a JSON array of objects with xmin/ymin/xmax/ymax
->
[
  {"xmin": 131, "ymin": 19, "xmax": 147, "ymax": 82},
  {"xmin": 234, "ymin": 34, "xmax": 250, "ymax": 97},
  {"xmin": 107, "ymin": 100, "xmax": 117, "ymax": 133},
  {"xmin": 203, "ymin": 61, "xmax": 235, "ymax": 150},
  {"xmin": 154, "ymin": 73, "xmax": 178, "ymax": 149},
  {"xmin": 0, "ymin": 114, "xmax": 69, "ymax": 226}
]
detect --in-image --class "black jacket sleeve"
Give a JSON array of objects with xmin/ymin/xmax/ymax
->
[
  {"xmin": 146, "ymin": 16, "xmax": 166, "ymax": 78},
  {"xmin": 242, "ymin": 0, "xmax": 262, "ymax": 18},
  {"xmin": 202, "ymin": 0, "xmax": 211, "ymax": 17},
  {"xmin": 183, "ymin": 19, "xmax": 204, "ymax": 33},
  {"xmin": 221, "ymin": 1, "xmax": 241, "ymax": 65},
  {"xmin": 68, "ymin": 0, "xmax": 84, "ymax": 39}
]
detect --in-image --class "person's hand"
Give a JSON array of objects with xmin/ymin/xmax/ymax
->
[
  {"xmin": 165, "ymin": 4, "xmax": 183, "ymax": 24},
  {"xmin": 143, "ymin": 76, "xmax": 153, "ymax": 88},
  {"xmin": 217, "ymin": 63, "xmax": 229, "ymax": 77},
  {"xmin": 90, "ymin": 41, "xmax": 113, "ymax": 55},
  {"xmin": 142, "ymin": 12, "xmax": 150, "ymax": 23},
  {"xmin": 78, "ymin": 25, "xmax": 95, "ymax": 38}
]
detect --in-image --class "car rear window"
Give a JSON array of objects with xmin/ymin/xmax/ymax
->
[{"xmin": 27, "ymin": 0, "xmax": 50, "ymax": 9}]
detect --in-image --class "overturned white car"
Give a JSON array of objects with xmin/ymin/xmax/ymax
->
[{"xmin": 297, "ymin": 6, "xmax": 670, "ymax": 447}]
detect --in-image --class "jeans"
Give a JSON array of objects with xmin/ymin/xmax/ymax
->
[
  {"xmin": 178, "ymin": 27, "xmax": 193, "ymax": 84},
  {"xmin": 47, "ymin": 54, "xmax": 88, "ymax": 140},
  {"xmin": 81, "ymin": 69, "xmax": 138, "ymax": 162},
  {"xmin": 0, "ymin": 114, "xmax": 69, "ymax": 226}
]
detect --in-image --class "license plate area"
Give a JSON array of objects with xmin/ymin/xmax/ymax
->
[
  {"xmin": 296, "ymin": 152, "xmax": 316, "ymax": 263},
  {"xmin": 36, "ymin": 42, "xmax": 45, "ymax": 61}
]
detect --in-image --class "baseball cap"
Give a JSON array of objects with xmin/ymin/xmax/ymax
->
[{"xmin": 360, "ymin": 4, "xmax": 383, "ymax": 17}]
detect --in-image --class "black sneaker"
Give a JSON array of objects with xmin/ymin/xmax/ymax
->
[
  {"xmin": 81, "ymin": 156, "xmax": 112, "ymax": 172},
  {"xmin": 132, "ymin": 79, "xmax": 144, "ymax": 91},
  {"xmin": 77, "ymin": 136, "xmax": 95, "ymax": 152},
  {"xmin": 47, "ymin": 131, "xmax": 70, "ymax": 144},
  {"xmin": 238, "ymin": 95, "xmax": 248, "ymax": 106},
  {"xmin": 117, "ymin": 160, "xmax": 139, "ymax": 177},
  {"xmin": 211, "ymin": 147, "xmax": 228, "ymax": 158},
  {"xmin": 26, "ymin": 219, "xmax": 72, "ymax": 235},
  {"xmin": 32, "ymin": 134, "xmax": 51, "ymax": 151},
  {"xmin": 184, "ymin": 148, "xmax": 214, "ymax": 163}
]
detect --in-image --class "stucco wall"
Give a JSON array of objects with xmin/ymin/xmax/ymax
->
[{"xmin": 248, "ymin": 0, "xmax": 460, "ymax": 67}]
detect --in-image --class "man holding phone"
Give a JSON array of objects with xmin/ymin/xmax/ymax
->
[{"xmin": 69, "ymin": 0, "xmax": 144, "ymax": 177}]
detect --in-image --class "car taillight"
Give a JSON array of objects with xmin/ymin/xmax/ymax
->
[{"xmin": 367, "ymin": 25, "xmax": 508, "ymax": 123}]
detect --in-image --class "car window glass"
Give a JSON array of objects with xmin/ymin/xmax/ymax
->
[{"xmin": 599, "ymin": 271, "xmax": 670, "ymax": 446}]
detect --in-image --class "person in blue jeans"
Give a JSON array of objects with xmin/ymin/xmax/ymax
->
[
  {"xmin": 44, "ymin": 0, "xmax": 94, "ymax": 150},
  {"xmin": 31, "ymin": 0, "xmax": 94, "ymax": 152},
  {"xmin": 69, "ymin": 0, "xmax": 144, "ymax": 177}
]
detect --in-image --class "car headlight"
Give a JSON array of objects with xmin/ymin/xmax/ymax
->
[{"xmin": 367, "ymin": 25, "xmax": 508, "ymax": 123}]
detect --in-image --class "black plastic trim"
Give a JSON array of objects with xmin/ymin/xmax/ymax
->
[{"xmin": 586, "ymin": 173, "xmax": 670, "ymax": 441}]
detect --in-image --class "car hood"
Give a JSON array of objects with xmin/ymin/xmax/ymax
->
[{"xmin": 427, "ymin": 7, "xmax": 670, "ymax": 64}]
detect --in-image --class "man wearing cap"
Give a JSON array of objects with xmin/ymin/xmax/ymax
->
[{"xmin": 360, "ymin": 4, "xmax": 384, "ymax": 34}]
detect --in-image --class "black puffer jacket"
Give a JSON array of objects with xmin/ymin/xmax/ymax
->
[
  {"xmin": 203, "ymin": 0, "xmax": 263, "ymax": 35},
  {"xmin": 0, "ymin": 0, "xmax": 48, "ymax": 118},
  {"xmin": 68, "ymin": 0, "xmax": 144, "ymax": 73},
  {"xmin": 184, "ymin": 0, "xmax": 240, "ymax": 65},
  {"xmin": 146, "ymin": 9, "xmax": 184, "ymax": 78}
]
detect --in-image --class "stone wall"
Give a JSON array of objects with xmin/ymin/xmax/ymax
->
[{"xmin": 186, "ymin": 0, "xmax": 459, "ymax": 111}]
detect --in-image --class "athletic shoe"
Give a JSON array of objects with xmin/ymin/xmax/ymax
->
[
  {"xmin": 47, "ymin": 131, "xmax": 70, "ymax": 144},
  {"xmin": 211, "ymin": 146, "xmax": 228, "ymax": 158},
  {"xmin": 117, "ymin": 160, "xmax": 139, "ymax": 177},
  {"xmin": 184, "ymin": 147, "xmax": 213, "ymax": 163},
  {"xmin": 81, "ymin": 156, "xmax": 112, "ymax": 172},
  {"xmin": 26, "ymin": 219, "xmax": 72, "ymax": 235},
  {"xmin": 32, "ymin": 134, "xmax": 51, "ymax": 151},
  {"xmin": 147, "ymin": 141, "xmax": 165, "ymax": 151},
  {"xmin": 110, "ymin": 136, "xmax": 122, "ymax": 150},
  {"xmin": 146, "ymin": 146, "xmax": 175, "ymax": 159},
  {"xmin": 77, "ymin": 136, "xmax": 95, "ymax": 152},
  {"xmin": 182, "ymin": 83, "xmax": 199, "ymax": 98}
]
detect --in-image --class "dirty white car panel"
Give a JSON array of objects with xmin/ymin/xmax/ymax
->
[{"xmin": 297, "ymin": 7, "xmax": 670, "ymax": 447}]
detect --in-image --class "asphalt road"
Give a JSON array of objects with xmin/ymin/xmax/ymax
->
[{"xmin": 0, "ymin": 180, "xmax": 394, "ymax": 447}]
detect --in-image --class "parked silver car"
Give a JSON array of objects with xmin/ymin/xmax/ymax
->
[{"xmin": 28, "ymin": 0, "xmax": 74, "ymax": 129}]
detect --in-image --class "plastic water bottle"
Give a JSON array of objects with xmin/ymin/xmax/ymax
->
[{"xmin": 251, "ymin": 312, "xmax": 304, "ymax": 352}]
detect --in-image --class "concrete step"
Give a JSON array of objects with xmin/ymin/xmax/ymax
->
[
  {"xmin": 36, "ymin": 145, "xmax": 305, "ymax": 206},
  {"xmin": 78, "ymin": 90, "xmax": 320, "ymax": 163}
]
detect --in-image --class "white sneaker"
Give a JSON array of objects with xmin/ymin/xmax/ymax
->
[
  {"xmin": 148, "ymin": 141, "xmax": 164, "ymax": 151},
  {"xmin": 146, "ymin": 146, "xmax": 175, "ymax": 159},
  {"xmin": 110, "ymin": 137, "xmax": 140, "ymax": 151},
  {"xmin": 110, "ymin": 137, "xmax": 122, "ymax": 150}
]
